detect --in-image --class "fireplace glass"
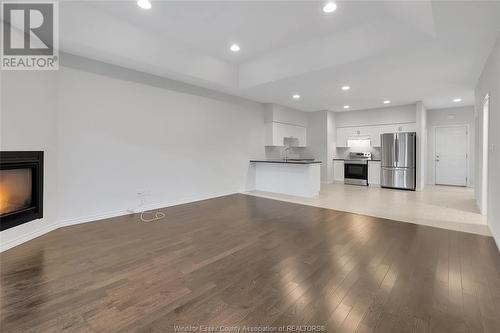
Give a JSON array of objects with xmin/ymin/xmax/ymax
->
[{"xmin": 0, "ymin": 169, "xmax": 33, "ymax": 216}]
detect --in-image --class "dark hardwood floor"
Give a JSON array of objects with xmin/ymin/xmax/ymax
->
[{"xmin": 1, "ymin": 194, "xmax": 499, "ymax": 332}]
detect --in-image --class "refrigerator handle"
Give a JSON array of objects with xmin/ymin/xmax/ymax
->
[{"xmin": 395, "ymin": 136, "xmax": 398, "ymax": 164}]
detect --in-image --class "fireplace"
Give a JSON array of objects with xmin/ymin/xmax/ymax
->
[{"xmin": 0, "ymin": 151, "xmax": 43, "ymax": 231}]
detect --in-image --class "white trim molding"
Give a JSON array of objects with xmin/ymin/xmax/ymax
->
[{"xmin": 0, "ymin": 222, "xmax": 60, "ymax": 252}]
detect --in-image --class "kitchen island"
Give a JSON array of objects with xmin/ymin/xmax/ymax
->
[{"xmin": 249, "ymin": 159, "xmax": 321, "ymax": 197}]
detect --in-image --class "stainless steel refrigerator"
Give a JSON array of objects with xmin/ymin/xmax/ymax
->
[{"xmin": 381, "ymin": 132, "xmax": 416, "ymax": 190}]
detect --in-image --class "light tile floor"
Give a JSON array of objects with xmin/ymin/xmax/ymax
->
[{"xmin": 245, "ymin": 183, "xmax": 490, "ymax": 236}]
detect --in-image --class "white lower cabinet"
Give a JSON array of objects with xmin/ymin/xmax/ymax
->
[
  {"xmin": 368, "ymin": 161, "xmax": 381, "ymax": 186},
  {"xmin": 333, "ymin": 160, "xmax": 345, "ymax": 182}
]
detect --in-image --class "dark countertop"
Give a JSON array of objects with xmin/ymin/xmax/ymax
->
[
  {"xmin": 250, "ymin": 159, "xmax": 322, "ymax": 164},
  {"xmin": 333, "ymin": 159, "xmax": 381, "ymax": 162}
]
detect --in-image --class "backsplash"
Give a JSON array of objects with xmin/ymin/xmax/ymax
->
[
  {"xmin": 335, "ymin": 147, "xmax": 381, "ymax": 160},
  {"xmin": 265, "ymin": 146, "xmax": 307, "ymax": 160}
]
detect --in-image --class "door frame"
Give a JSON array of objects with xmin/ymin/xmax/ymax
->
[
  {"xmin": 433, "ymin": 124, "xmax": 470, "ymax": 187},
  {"xmin": 481, "ymin": 94, "xmax": 489, "ymax": 215}
]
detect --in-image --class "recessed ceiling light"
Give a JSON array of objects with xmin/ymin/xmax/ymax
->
[
  {"xmin": 323, "ymin": 2, "xmax": 337, "ymax": 13},
  {"xmin": 292, "ymin": 94, "xmax": 301, "ymax": 100},
  {"xmin": 137, "ymin": 0, "xmax": 151, "ymax": 10},
  {"xmin": 230, "ymin": 44, "xmax": 240, "ymax": 52},
  {"xmin": 383, "ymin": 100, "xmax": 391, "ymax": 104},
  {"xmin": 341, "ymin": 85, "xmax": 350, "ymax": 91},
  {"xmin": 453, "ymin": 98, "xmax": 462, "ymax": 102},
  {"xmin": 343, "ymin": 105, "xmax": 350, "ymax": 109}
]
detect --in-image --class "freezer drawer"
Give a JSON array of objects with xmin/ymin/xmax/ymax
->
[{"xmin": 381, "ymin": 167, "xmax": 415, "ymax": 190}]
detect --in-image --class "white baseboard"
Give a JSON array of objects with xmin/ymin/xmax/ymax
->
[
  {"xmin": 1, "ymin": 191, "xmax": 237, "ymax": 252},
  {"xmin": 59, "ymin": 209, "xmax": 131, "ymax": 227},
  {"xmin": 127, "ymin": 191, "xmax": 236, "ymax": 214},
  {"xmin": 490, "ymin": 225, "xmax": 500, "ymax": 252},
  {"xmin": 59, "ymin": 191, "xmax": 237, "ymax": 226},
  {"xmin": 0, "ymin": 221, "xmax": 60, "ymax": 252}
]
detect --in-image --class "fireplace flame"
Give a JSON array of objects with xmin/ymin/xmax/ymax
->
[
  {"xmin": 0, "ymin": 169, "xmax": 32, "ymax": 216},
  {"xmin": 0, "ymin": 185, "xmax": 9, "ymax": 213}
]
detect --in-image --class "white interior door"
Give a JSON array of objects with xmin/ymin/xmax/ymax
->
[{"xmin": 435, "ymin": 126, "xmax": 468, "ymax": 186}]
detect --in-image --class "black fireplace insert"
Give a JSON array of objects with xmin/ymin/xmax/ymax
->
[{"xmin": 0, "ymin": 151, "xmax": 43, "ymax": 231}]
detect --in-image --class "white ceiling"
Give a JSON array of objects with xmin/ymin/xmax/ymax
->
[{"xmin": 59, "ymin": 1, "xmax": 500, "ymax": 111}]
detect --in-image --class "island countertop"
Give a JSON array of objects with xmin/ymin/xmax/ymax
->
[
  {"xmin": 249, "ymin": 160, "xmax": 321, "ymax": 197},
  {"xmin": 250, "ymin": 159, "xmax": 322, "ymax": 164}
]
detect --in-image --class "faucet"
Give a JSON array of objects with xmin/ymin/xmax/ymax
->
[{"xmin": 283, "ymin": 146, "xmax": 291, "ymax": 161}]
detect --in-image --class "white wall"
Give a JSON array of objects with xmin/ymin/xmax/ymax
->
[
  {"xmin": 56, "ymin": 66, "xmax": 266, "ymax": 223},
  {"xmin": 426, "ymin": 106, "xmax": 475, "ymax": 186},
  {"xmin": 0, "ymin": 71, "xmax": 60, "ymax": 250},
  {"xmin": 307, "ymin": 111, "xmax": 329, "ymax": 182},
  {"xmin": 0, "ymin": 54, "xmax": 267, "ymax": 250},
  {"xmin": 326, "ymin": 111, "xmax": 336, "ymax": 183},
  {"xmin": 335, "ymin": 104, "xmax": 416, "ymax": 127},
  {"xmin": 475, "ymin": 34, "xmax": 500, "ymax": 247},
  {"xmin": 416, "ymin": 101, "xmax": 427, "ymax": 191}
]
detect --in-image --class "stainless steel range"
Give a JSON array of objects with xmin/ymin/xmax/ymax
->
[{"xmin": 344, "ymin": 152, "xmax": 371, "ymax": 186}]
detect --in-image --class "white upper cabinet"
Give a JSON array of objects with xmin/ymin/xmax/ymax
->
[
  {"xmin": 336, "ymin": 127, "xmax": 371, "ymax": 147},
  {"xmin": 288, "ymin": 123, "xmax": 307, "ymax": 147},
  {"xmin": 266, "ymin": 122, "xmax": 307, "ymax": 147},
  {"xmin": 379, "ymin": 123, "xmax": 416, "ymax": 135},
  {"xmin": 264, "ymin": 103, "xmax": 308, "ymax": 147},
  {"xmin": 335, "ymin": 128, "xmax": 349, "ymax": 147},
  {"xmin": 336, "ymin": 123, "xmax": 416, "ymax": 147},
  {"xmin": 367, "ymin": 126, "xmax": 383, "ymax": 147},
  {"xmin": 398, "ymin": 123, "xmax": 416, "ymax": 132}
]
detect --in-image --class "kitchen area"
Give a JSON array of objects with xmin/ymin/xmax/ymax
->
[
  {"xmin": 249, "ymin": 103, "xmax": 420, "ymax": 197},
  {"xmin": 249, "ymin": 103, "xmax": 322, "ymax": 197},
  {"xmin": 247, "ymin": 102, "xmax": 486, "ymax": 235},
  {"xmin": 334, "ymin": 130, "xmax": 416, "ymax": 190}
]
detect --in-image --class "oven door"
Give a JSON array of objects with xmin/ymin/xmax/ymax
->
[{"xmin": 344, "ymin": 162, "xmax": 368, "ymax": 185}]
